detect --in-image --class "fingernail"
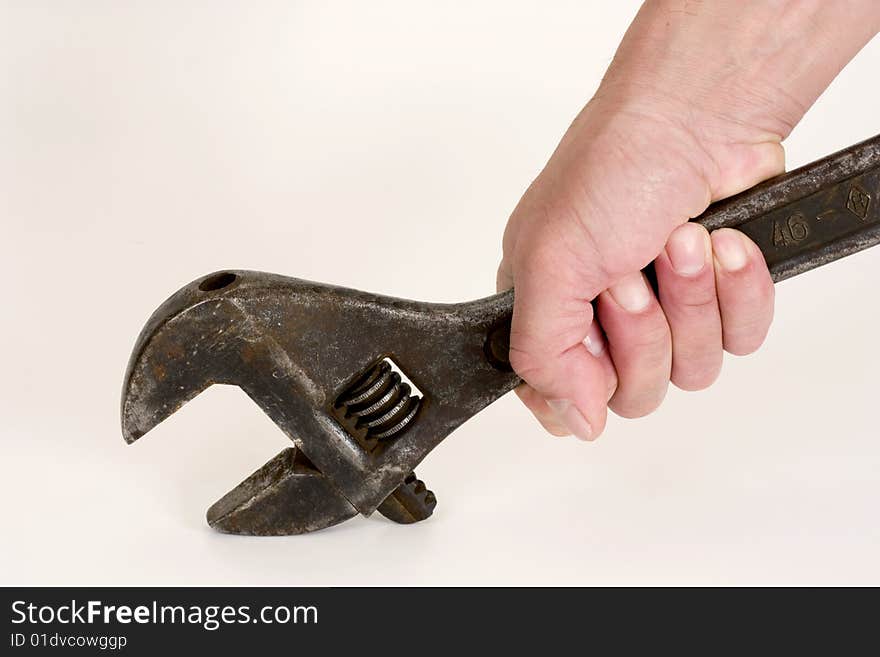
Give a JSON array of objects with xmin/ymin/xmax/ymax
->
[
  {"xmin": 583, "ymin": 322, "xmax": 605, "ymax": 357},
  {"xmin": 546, "ymin": 399, "xmax": 593, "ymax": 441},
  {"xmin": 714, "ymin": 230, "xmax": 749, "ymax": 272},
  {"xmin": 666, "ymin": 224, "xmax": 709, "ymax": 276},
  {"xmin": 608, "ymin": 273, "xmax": 651, "ymax": 313}
]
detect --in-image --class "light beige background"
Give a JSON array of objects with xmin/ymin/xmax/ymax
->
[{"xmin": 2, "ymin": 1, "xmax": 879, "ymax": 585}]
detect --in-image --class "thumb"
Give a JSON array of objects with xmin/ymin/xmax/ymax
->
[{"xmin": 507, "ymin": 240, "xmax": 610, "ymax": 440}]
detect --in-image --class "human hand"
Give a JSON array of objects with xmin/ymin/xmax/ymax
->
[
  {"xmin": 498, "ymin": 96, "xmax": 778, "ymax": 439},
  {"xmin": 498, "ymin": 0, "xmax": 880, "ymax": 440}
]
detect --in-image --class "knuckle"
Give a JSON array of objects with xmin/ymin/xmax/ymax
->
[
  {"xmin": 758, "ymin": 280, "xmax": 776, "ymax": 307},
  {"xmin": 665, "ymin": 283, "xmax": 718, "ymax": 312},
  {"xmin": 610, "ymin": 397, "xmax": 661, "ymax": 419},
  {"xmin": 627, "ymin": 319, "xmax": 672, "ymax": 351},
  {"xmin": 609, "ymin": 386, "xmax": 667, "ymax": 419},
  {"xmin": 721, "ymin": 309, "xmax": 773, "ymax": 355},
  {"xmin": 724, "ymin": 338, "xmax": 763, "ymax": 356},
  {"xmin": 672, "ymin": 366, "xmax": 720, "ymax": 391},
  {"xmin": 521, "ymin": 204, "xmax": 617, "ymax": 287},
  {"xmin": 739, "ymin": 273, "xmax": 775, "ymax": 307},
  {"xmin": 519, "ymin": 234, "xmax": 557, "ymax": 270},
  {"xmin": 719, "ymin": 287, "xmax": 774, "ymax": 356},
  {"xmin": 724, "ymin": 265, "xmax": 775, "ymax": 304},
  {"xmin": 723, "ymin": 325, "xmax": 769, "ymax": 355},
  {"xmin": 507, "ymin": 345, "xmax": 543, "ymax": 382}
]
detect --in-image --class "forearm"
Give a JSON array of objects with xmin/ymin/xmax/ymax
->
[{"xmin": 599, "ymin": 1, "xmax": 880, "ymax": 158}]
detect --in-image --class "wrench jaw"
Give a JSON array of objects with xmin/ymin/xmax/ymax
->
[
  {"xmin": 207, "ymin": 447, "xmax": 359, "ymax": 536},
  {"xmin": 121, "ymin": 272, "xmax": 252, "ymax": 444}
]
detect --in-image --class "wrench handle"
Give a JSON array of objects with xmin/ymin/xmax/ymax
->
[{"xmin": 689, "ymin": 132, "xmax": 880, "ymax": 282}]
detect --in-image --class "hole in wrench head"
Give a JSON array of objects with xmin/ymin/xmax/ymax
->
[{"xmin": 199, "ymin": 272, "xmax": 238, "ymax": 292}]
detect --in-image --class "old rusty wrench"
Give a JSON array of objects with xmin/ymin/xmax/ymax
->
[{"xmin": 122, "ymin": 133, "xmax": 880, "ymax": 535}]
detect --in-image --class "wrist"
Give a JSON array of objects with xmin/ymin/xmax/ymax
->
[
  {"xmin": 594, "ymin": 0, "xmax": 879, "ymax": 197},
  {"xmin": 599, "ymin": 1, "xmax": 811, "ymax": 136}
]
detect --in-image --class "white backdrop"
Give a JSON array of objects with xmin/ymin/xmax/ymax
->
[{"xmin": 2, "ymin": 1, "xmax": 879, "ymax": 585}]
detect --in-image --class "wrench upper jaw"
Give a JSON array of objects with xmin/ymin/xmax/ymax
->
[
  {"xmin": 121, "ymin": 271, "xmax": 253, "ymax": 444},
  {"xmin": 121, "ymin": 367, "xmax": 215, "ymax": 444}
]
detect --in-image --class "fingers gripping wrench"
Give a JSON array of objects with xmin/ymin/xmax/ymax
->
[{"xmin": 122, "ymin": 134, "xmax": 880, "ymax": 535}]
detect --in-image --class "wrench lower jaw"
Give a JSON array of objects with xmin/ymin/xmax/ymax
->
[{"xmin": 206, "ymin": 447, "xmax": 358, "ymax": 535}]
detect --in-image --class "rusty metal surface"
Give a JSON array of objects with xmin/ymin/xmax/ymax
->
[
  {"xmin": 122, "ymin": 133, "xmax": 880, "ymax": 535},
  {"xmin": 207, "ymin": 448, "xmax": 358, "ymax": 535},
  {"xmin": 121, "ymin": 271, "xmax": 520, "ymax": 531}
]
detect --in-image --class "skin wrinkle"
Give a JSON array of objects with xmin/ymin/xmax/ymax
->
[
  {"xmin": 613, "ymin": 1, "xmax": 876, "ymax": 138},
  {"xmin": 582, "ymin": 107, "xmax": 711, "ymax": 261},
  {"xmin": 596, "ymin": 94, "xmax": 730, "ymax": 206},
  {"xmin": 509, "ymin": 243, "xmax": 593, "ymax": 356},
  {"xmin": 667, "ymin": 290, "xmax": 717, "ymax": 312}
]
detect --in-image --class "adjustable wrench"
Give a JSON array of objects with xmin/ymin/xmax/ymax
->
[{"xmin": 122, "ymin": 133, "xmax": 880, "ymax": 535}]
